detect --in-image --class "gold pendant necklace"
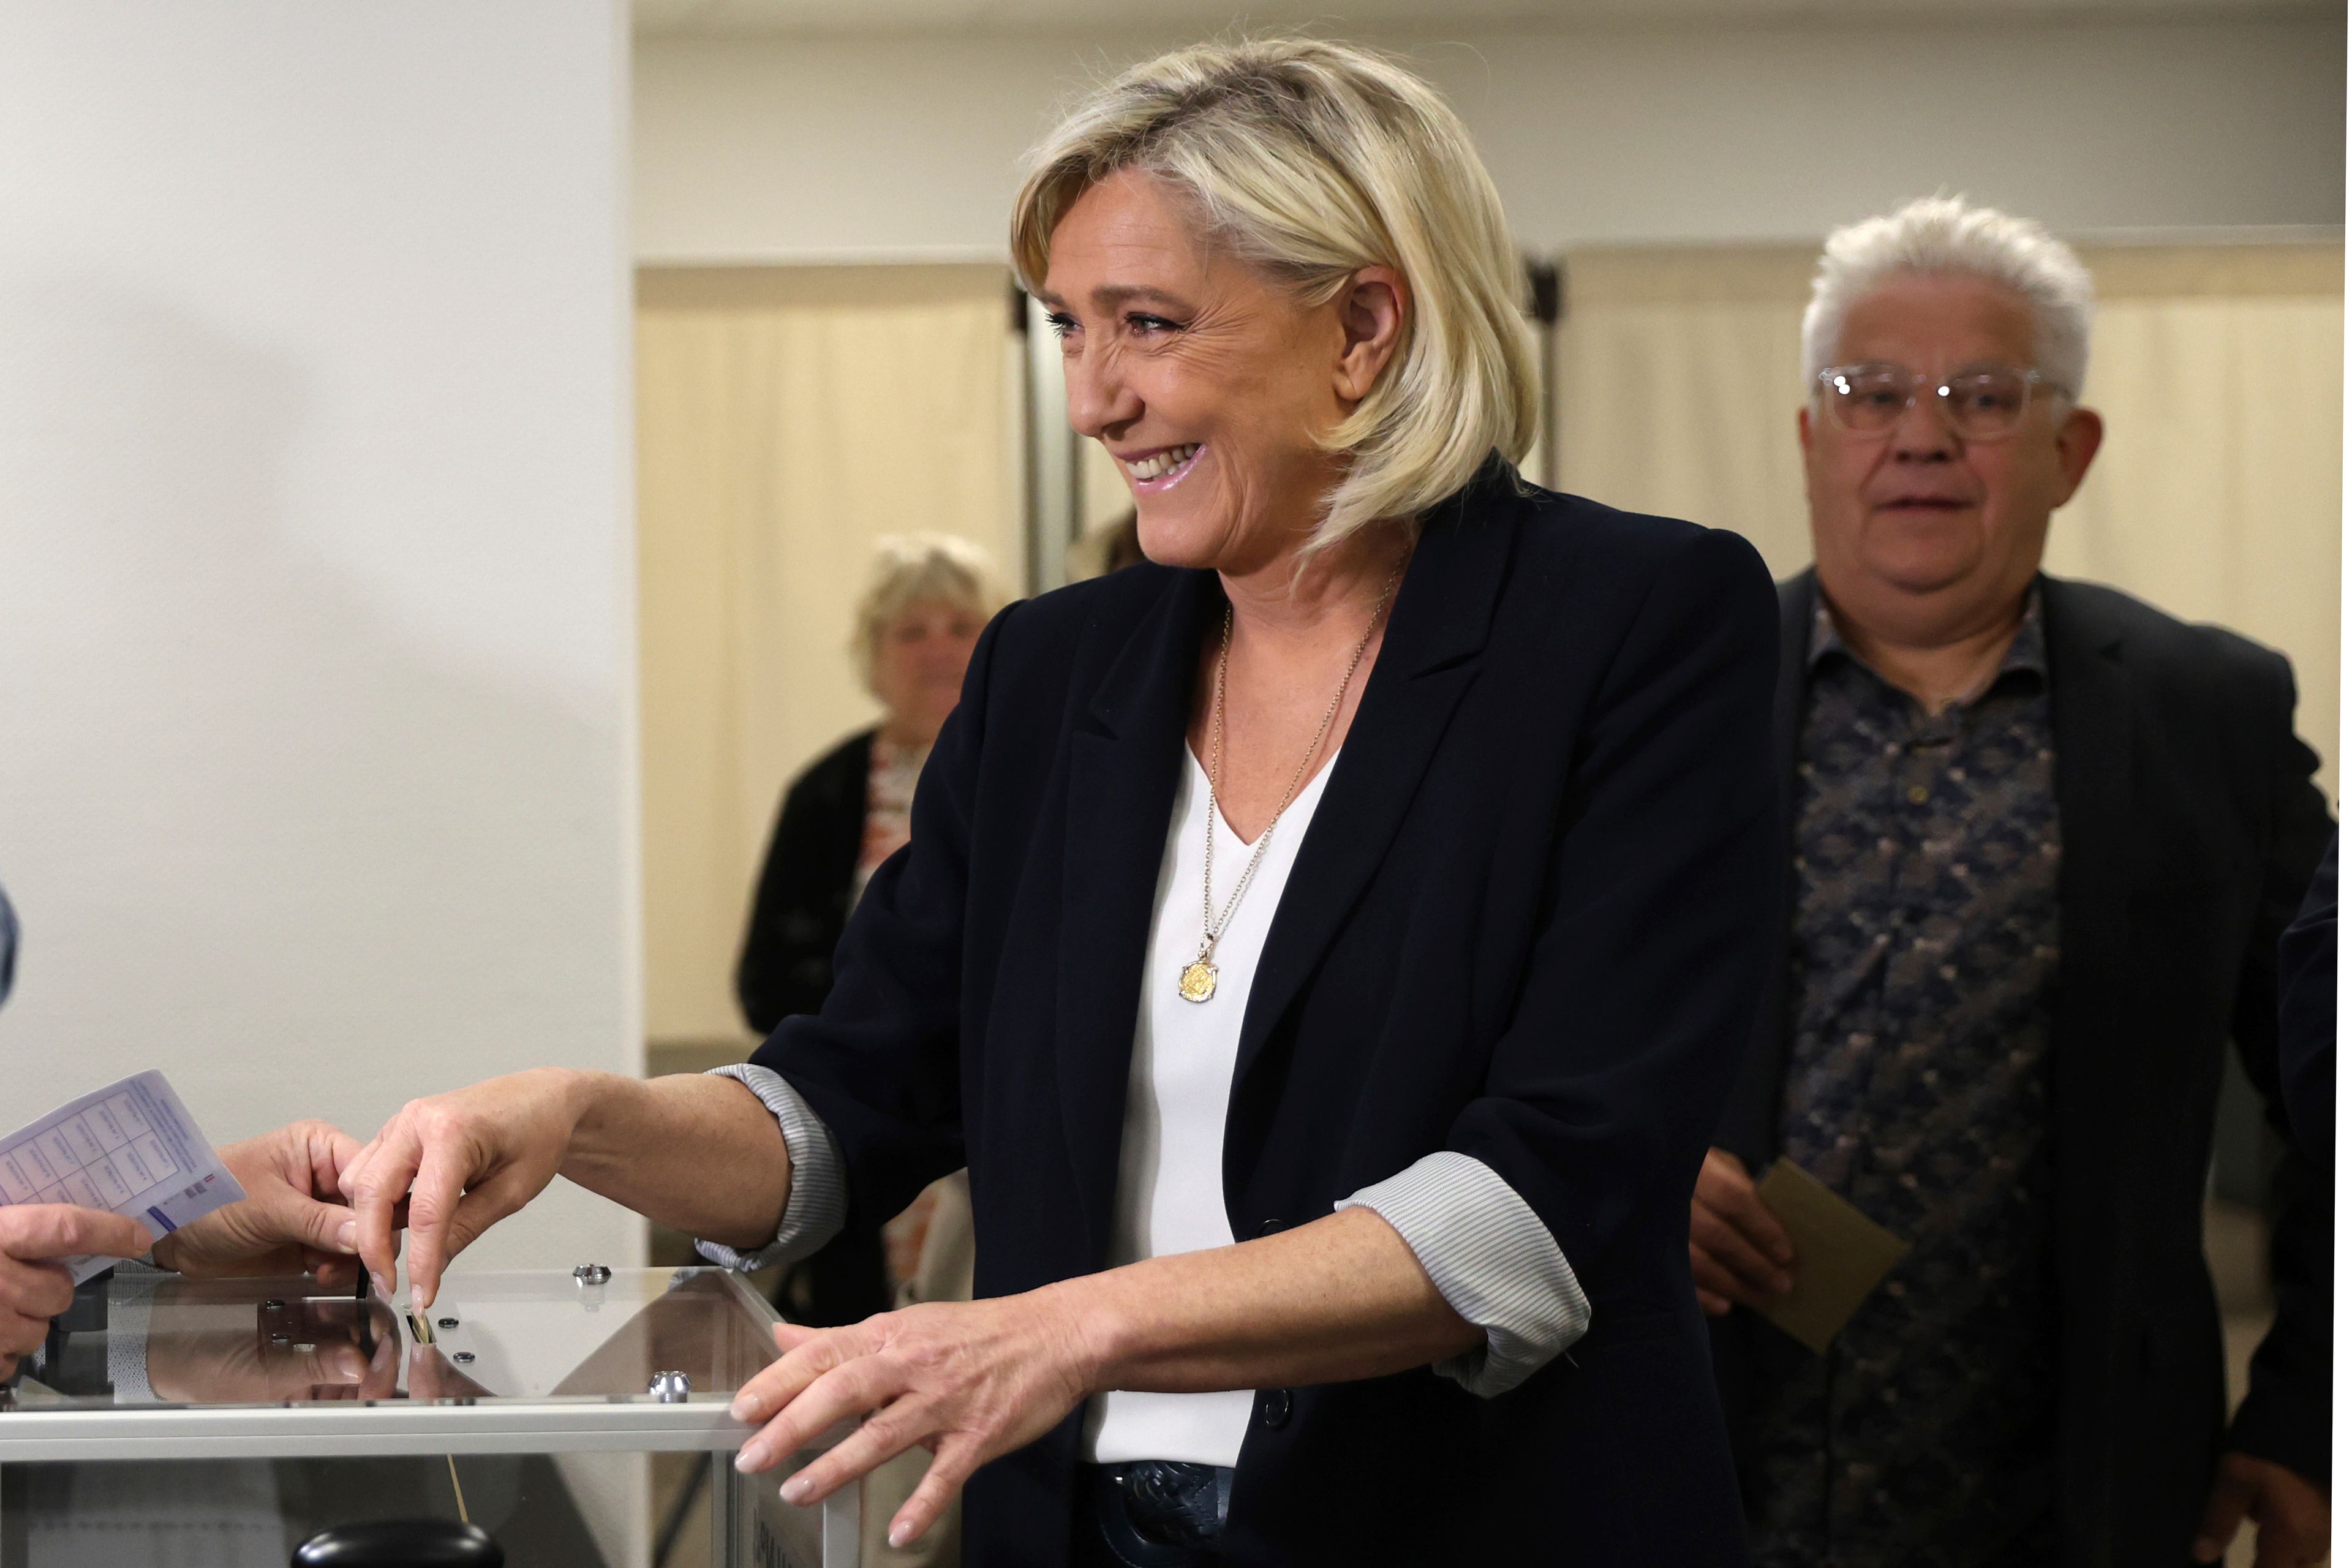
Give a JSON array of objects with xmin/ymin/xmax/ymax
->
[
  {"xmin": 1178, "ymin": 957, "xmax": 1219, "ymax": 1004},
  {"xmin": 1182, "ymin": 559, "xmax": 1403, "ymax": 1003}
]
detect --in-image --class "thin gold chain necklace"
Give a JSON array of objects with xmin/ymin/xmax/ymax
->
[{"xmin": 1177, "ymin": 561, "xmax": 1404, "ymax": 1004}]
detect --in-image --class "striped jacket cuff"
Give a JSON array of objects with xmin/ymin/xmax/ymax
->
[
  {"xmin": 694, "ymin": 1063, "xmax": 850, "ymax": 1273},
  {"xmin": 1338, "ymin": 1150, "xmax": 1592, "ymax": 1398}
]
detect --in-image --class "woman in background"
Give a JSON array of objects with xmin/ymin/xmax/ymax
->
[
  {"xmin": 737, "ymin": 535, "xmax": 1011, "ymax": 1038},
  {"xmin": 734, "ymin": 538, "xmax": 1005, "ymax": 1565},
  {"xmin": 735, "ymin": 535, "xmax": 1008, "ymax": 1336}
]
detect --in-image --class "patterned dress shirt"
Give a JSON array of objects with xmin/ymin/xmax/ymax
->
[{"xmin": 1743, "ymin": 589, "xmax": 2065, "ymax": 1568}]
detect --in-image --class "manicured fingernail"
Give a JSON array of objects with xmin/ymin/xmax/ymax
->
[
  {"xmin": 729, "ymin": 1397, "xmax": 755, "ymax": 1422},
  {"xmin": 781, "ymin": 1476, "xmax": 812, "ymax": 1504},
  {"xmin": 888, "ymin": 1523, "xmax": 914, "ymax": 1548},
  {"xmin": 336, "ymin": 1221, "xmax": 358, "ymax": 1253},
  {"xmin": 734, "ymin": 1445, "xmax": 766, "ymax": 1473}
]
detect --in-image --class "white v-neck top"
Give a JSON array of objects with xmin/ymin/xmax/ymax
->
[{"xmin": 1080, "ymin": 745, "xmax": 1341, "ymax": 1466}]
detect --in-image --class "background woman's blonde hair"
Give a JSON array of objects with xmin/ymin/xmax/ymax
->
[
  {"xmin": 851, "ymin": 533, "xmax": 1010, "ymax": 696},
  {"xmin": 1012, "ymin": 37, "xmax": 1539, "ymax": 552}
]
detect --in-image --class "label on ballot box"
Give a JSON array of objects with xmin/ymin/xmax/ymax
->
[{"xmin": 0, "ymin": 1071, "xmax": 245, "ymax": 1281}]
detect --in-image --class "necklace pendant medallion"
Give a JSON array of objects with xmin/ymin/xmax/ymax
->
[{"xmin": 1177, "ymin": 959, "xmax": 1218, "ymax": 1004}]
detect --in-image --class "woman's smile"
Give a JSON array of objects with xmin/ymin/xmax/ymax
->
[{"xmin": 1118, "ymin": 441, "xmax": 1204, "ymax": 491}]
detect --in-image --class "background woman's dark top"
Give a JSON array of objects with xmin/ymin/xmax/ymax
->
[
  {"xmin": 739, "ymin": 728, "xmax": 875, "ymax": 1035},
  {"xmin": 736, "ymin": 727, "xmax": 894, "ymax": 1325},
  {"xmin": 753, "ymin": 462, "xmax": 1784, "ymax": 1566}
]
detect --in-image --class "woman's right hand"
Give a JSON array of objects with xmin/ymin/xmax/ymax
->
[{"xmin": 341, "ymin": 1069, "xmax": 590, "ymax": 1311}]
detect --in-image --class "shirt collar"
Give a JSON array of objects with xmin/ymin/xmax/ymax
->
[{"xmin": 1807, "ymin": 581, "xmax": 2048, "ymax": 688}]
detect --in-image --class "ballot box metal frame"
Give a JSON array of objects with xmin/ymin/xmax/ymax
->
[{"xmin": 0, "ymin": 1264, "xmax": 858, "ymax": 1568}]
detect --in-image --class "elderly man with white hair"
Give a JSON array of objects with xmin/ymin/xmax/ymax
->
[{"xmin": 1694, "ymin": 197, "xmax": 2332, "ymax": 1567}]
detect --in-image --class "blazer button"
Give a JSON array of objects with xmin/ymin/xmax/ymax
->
[
  {"xmin": 1257, "ymin": 1389, "xmax": 1292, "ymax": 1429},
  {"xmin": 1257, "ymin": 1218, "xmax": 1285, "ymax": 1238}
]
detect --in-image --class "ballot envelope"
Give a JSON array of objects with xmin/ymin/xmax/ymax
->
[{"xmin": 0, "ymin": 1265, "xmax": 854, "ymax": 1567}]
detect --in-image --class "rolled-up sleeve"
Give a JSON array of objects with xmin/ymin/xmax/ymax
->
[
  {"xmin": 693, "ymin": 1063, "xmax": 850, "ymax": 1273},
  {"xmin": 1340, "ymin": 1150, "xmax": 1591, "ymax": 1396},
  {"xmin": 1424, "ymin": 528, "xmax": 1777, "ymax": 1337}
]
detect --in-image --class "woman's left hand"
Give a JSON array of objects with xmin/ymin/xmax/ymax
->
[{"xmin": 729, "ymin": 1289, "xmax": 1100, "ymax": 1550}]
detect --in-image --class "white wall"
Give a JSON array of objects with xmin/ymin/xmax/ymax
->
[
  {"xmin": 635, "ymin": 13, "xmax": 2346, "ymax": 260},
  {"xmin": 0, "ymin": 4, "xmax": 642, "ymax": 1273}
]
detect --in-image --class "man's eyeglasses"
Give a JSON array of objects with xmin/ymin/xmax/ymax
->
[{"xmin": 1815, "ymin": 361, "xmax": 2059, "ymax": 441}]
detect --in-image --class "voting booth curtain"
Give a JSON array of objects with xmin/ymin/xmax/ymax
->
[
  {"xmin": 1555, "ymin": 239, "xmax": 2345, "ymax": 797},
  {"xmin": 635, "ymin": 264, "xmax": 1019, "ymax": 1046}
]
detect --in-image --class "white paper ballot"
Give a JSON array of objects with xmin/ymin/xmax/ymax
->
[{"xmin": 0, "ymin": 1072, "xmax": 246, "ymax": 1281}]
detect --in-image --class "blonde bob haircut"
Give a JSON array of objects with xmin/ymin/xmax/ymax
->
[
  {"xmin": 851, "ymin": 533, "xmax": 1011, "ymax": 698},
  {"xmin": 1012, "ymin": 37, "xmax": 1539, "ymax": 552}
]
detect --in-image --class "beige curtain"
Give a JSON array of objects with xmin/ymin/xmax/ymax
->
[
  {"xmin": 1555, "ymin": 240, "xmax": 2343, "ymax": 796},
  {"xmin": 637, "ymin": 265, "xmax": 1020, "ymax": 1047},
  {"xmin": 2046, "ymin": 246, "xmax": 2343, "ymax": 799}
]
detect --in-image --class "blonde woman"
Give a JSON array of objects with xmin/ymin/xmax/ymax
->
[
  {"xmin": 345, "ymin": 40, "xmax": 1779, "ymax": 1565},
  {"xmin": 735, "ymin": 535, "xmax": 1005, "ymax": 1353},
  {"xmin": 737, "ymin": 536, "xmax": 1009, "ymax": 1037}
]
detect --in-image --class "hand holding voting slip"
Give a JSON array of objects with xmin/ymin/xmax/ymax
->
[
  {"xmin": 0, "ymin": 1072, "xmax": 247, "ymax": 1284},
  {"xmin": 1751, "ymin": 1158, "xmax": 1910, "ymax": 1355}
]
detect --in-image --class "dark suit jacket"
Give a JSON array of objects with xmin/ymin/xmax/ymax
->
[
  {"xmin": 1711, "ymin": 570, "xmax": 2334, "ymax": 1567},
  {"xmin": 738, "ymin": 727, "xmax": 874, "ymax": 1036},
  {"xmin": 753, "ymin": 463, "xmax": 1782, "ymax": 1566}
]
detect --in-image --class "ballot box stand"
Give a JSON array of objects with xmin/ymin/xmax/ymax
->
[{"xmin": 0, "ymin": 1265, "xmax": 856, "ymax": 1567}]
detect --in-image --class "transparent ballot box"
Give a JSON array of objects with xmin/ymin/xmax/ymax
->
[{"xmin": 0, "ymin": 1265, "xmax": 854, "ymax": 1567}]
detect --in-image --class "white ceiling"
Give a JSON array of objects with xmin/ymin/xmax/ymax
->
[{"xmin": 635, "ymin": 0, "xmax": 2323, "ymax": 35}]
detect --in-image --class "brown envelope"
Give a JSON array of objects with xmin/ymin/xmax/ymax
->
[{"xmin": 1750, "ymin": 1158, "xmax": 1909, "ymax": 1355}]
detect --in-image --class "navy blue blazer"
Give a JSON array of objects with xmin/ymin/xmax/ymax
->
[{"xmin": 753, "ymin": 461, "xmax": 1781, "ymax": 1566}]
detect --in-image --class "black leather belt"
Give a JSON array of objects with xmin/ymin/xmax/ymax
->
[{"xmin": 1084, "ymin": 1461, "xmax": 1233, "ymax": 1566}]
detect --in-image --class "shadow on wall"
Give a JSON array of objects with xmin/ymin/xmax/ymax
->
[{"xmin": 0, "ymin": 274, "xmax": 626, "ymax": 1146}]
